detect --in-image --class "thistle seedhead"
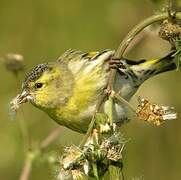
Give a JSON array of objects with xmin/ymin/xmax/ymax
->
[
  {"xmin": 9, "ymin": 93, "xmax": 23, "ymax": 120},
  {"xmin": 159, "ymin": 19, "xmax": 181, "ymax": 46},
  {"xmin": 71, "ymin": 170, "xmax": 88, "ymax": 180},
  {"xmin": 57, "ymin": 169, "xmax": 72, "ymax": 180},
  {"xmin": 94, "ymin": 113, "xmax": 112, "ymax": 134},
  {"xmin": 59, "ymin": 132, "xmax": 125, "ymax": 179},
  {"xmin": 10, "ymin": 94, "xmax": 22, "ymax": 112},
  {"xmin": 136, "ymin": 97, "xmax": 177, "ymax": 126},
  {"xmin": 101, "ymin": 133, "xmax": 124, "ymax": 162},
  {"xmin": 1, "ymin": 53, "xmax": 24, "ymax": 74},
  {"xmin": 61, "ymin": 146, "xmax": 84, "ymax": 170}
]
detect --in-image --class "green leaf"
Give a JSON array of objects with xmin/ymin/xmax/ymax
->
[
  {"xmin": 108, "ymin": 164, "xmax": 124, "ymax": 180},
  {"xmin": 173, "ymin": 37, "xmax": 181, "ymax": 71}
]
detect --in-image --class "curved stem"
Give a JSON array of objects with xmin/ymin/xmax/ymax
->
[
  {"xmin": 110, "ymin": 12, "xmax": 181, "ymax": 87},
  {"xmin": 80, "ymin": 11, "xmax": 181, "ymax": 149},
  {"xmin": 108, "ymin": 12, "xmax": 181, "ymax": 114},
  {"xmin": 111, "ymin": 91, "xmax": 136, "ymax": 113},
  {"xmin": 115, "ymin": 12, "xmax": 181, "ymax": 58},
  {"xmin": 79, "ymin": 92, "xmax": 107, "ymax": 149}
]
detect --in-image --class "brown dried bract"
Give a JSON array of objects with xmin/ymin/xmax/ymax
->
[
  {"xmin": 136, "ymin": 97, "xmax": 177, "ymax": 126},
  {"xmin": 159, "ymin": 20, "xmax": 181, "ymax": 46}
]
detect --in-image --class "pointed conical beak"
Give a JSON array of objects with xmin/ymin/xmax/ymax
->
[{"xmin": 17, "ymin": 90, "xmax": 29, "ymax": 104}]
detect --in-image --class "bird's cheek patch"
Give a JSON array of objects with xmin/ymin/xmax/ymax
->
[{"xmin": 34, "ymin": 92, "xmax": 49, "ymax": 107}]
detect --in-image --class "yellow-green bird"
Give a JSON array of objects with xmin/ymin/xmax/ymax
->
[{"xmin": 14, "ymin": 49, "xmax": 177, "ymax": 133}]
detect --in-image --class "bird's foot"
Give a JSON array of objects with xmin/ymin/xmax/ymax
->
[{"xmin": 109, "ymin": 57, "xmax": 126, "ymax": 70}]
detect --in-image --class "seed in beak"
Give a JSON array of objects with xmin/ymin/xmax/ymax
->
[
  {"xmin": 18, "ymin": 91, "xmax": 29, "ymax": 104},
  {"xmin": 10, "ymin": 91, "xmax": 29, "ymax": 113}
]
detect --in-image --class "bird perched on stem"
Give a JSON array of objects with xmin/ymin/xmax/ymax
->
[{"xmin": 11, "ymin": 49, "xmax": 179, "ymax": 133}]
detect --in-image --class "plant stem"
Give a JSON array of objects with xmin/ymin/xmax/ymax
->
[
  {"xmin": 115, "ymin": 12, "xmax": 181, "ymax": 58},
  {"xmin": 109, "ymin": 12, "xmax": 181, "ymax": 91},
  {"xmin": 19, "ymin": 127, "xmax": 62, "ymax": 180},
  {"xmin": 80, "ymin": 11, "xmax": 181, "ymax": 150},
  {"xmin": 18, "ymin": 110, "xmax": 30, "ymax": 152},
  {"xmin": 107, "ymin": 96, "xmax": 114, "ymax": 127},
  {"xmin": 40, "ymin": 127, "xmax": 61, "ymax": 149},
  {"xmin": 19, "ymin": 153, "xmax": 34, "ymax": 180},
  {"xmin": 107, "ymin": 11, "xmax": 181, "ymax": 124},
  {"xmin": 13, "ymin": 73, "xmax": 30, "ymax": 152},
  {"xmin": 79, "ymin": 92, "xmax": 107, "ymax": 149},
  {"xmin": 111, "ymin": 91, "xmax": 136, "ymax": 113},
  {"xmin": 92, "ymin": 163, "xmax": 99, "ymax": 180},
  {"xmin": 105, "ymin": 11, "xmax": 181, "ymax": 179}
]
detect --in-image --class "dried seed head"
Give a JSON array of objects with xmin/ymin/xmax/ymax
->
[
  {"xmin": 10, "ymin": 94, "xmax": 22, "ymax": 112},
  {"xmin": 57, "ymin": 169, "xmax": 72, "ymax": 180},
  {"xmin": 61, "ymin": 146, "xmax": 84, "ymax": 170},
  {"xmin": 9, "ymin": 93, "xmax": 23, "ymax": 120},
  {"xmin": 159, "ymin": 20, "xmax": 181, "ymax": 45},
  {"xmin": 99, "ymin": 123, "xmax": 111, "ymax": 133},
  {"xmin": 71, "ymin": 170, "xmax": 87, "ymax": 179},
  {"xmin": 100, "ymin": 133, "xmax": 124, "ymax": 162},
  {"xmin": 107, "ymin": 146, "xmax": 122, "ymax": 162},
  {"xmin": 136, "ymin": 97, "xmax": 177, "ymax": 126},
  {"xmin": 2, "ymin": 53, "xmax": 24, "ymax": 73},
  {"xmin": 94, "ymin": 113, "xmax": 112, "ymax": 134},
  {"xmin": 59, "ymin": 133, "xmax": 125, "ymax": 178},
  {"xmin": 9, "ymin": 91, "xmax": 29, "ymax": 120}
]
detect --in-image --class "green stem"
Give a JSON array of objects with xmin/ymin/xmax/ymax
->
[
  {"xmin": 115, "ymin": 12, "xmax": 181, "ymax": 58},
  {"xmin": 18, "ymin": 110, "xmax": 29, "ymax": 152},
  {"xmin": 40, "ymin": 127, "xmax": 61, "ymax": 149},
  {"xmin": 19, "ymin": 151, "xmax": 35, "ymax": 180},
  {"xmin": 109, "ymin": 12, "xmax": 181, "ymax": 90},
  {"xmin": 111, "ymin": 91, "xmax": 136, "ymax": 113},
  {"xmin": 14, "ymin": 73, "xmax": 29, "ymax": 152},
  {"xmin": 79, "ymin": 92, "xmax": 107, "ymax": 149},
  {"xmin": 92, "ymin": 163, "xmax": 99, "ymax": 180},
  {"xmin": 108, "ymin": 165, "xmax": 123, "ymax": 180},
  {"xmin": 80, "ymin": 11, "xmax": 181, "ymax": 151},
  {"xmin": 107, "ymin": 12, "xmax": 181, "ymax": 125},
  {"xmin": 107, "ymin": 96, "xmax": 114, "ymax": 127}
]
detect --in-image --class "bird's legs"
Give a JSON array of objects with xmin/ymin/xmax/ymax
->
[{"xmin": 109, "ymin": 57, "xmax": 126, "ymax": 70}]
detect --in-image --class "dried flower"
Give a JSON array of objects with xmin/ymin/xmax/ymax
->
[
  {"xmin": 99, "ymin": 123, "xmax": 111, "ymax": 133},
  {"xmin": 10, "ymin": 94, "xmax": 22, "ymax": 112},
  {"xmin": 94, "ymin": 113, "xmax": 112, "ymax": 134},
  {"xmin": 137, "ymin": 97, "xmax": 177, "ymax": 126},
  {"xmin": 61, "ymin": 146, "xmax": 84, "ymax": 170},
  {"xmin": 9, "ymin": 92, "xmax": 28, "ymax": 120},
  {"xmin": 71, "ymin": 170, "xmax": 87, "ymax": 180},
  {"xmin": 159, "ymin": 20, "xmax": 181, "ymax": 46},
  {"xmin": 59, "ymin": 132, "xmax": 125, "ymax": 179},
  {"xmin": 101, "ymin": 133, "xmax": 124, "ymax": 162},
  {"xmin": 9, "ymin": 94, "xmax": 22, "ymax": 120},
  {"xmin": 57, "ymin": 169, "xmax": 72, "ymax": 180},
  {"xmin": 1, "ymin": 53, "xmax": 24, "ymax": 74}
]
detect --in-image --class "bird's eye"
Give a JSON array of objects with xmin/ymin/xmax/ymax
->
[{"xmin": 35, "ymin": 83, "xmax": 43, "ymax": 89}]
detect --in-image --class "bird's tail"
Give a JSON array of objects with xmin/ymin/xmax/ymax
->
[{"xmin": 128, "ymin": 51, "xmax": 178, "ymax": 85}]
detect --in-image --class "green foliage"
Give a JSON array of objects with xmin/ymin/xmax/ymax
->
[{"xmin": 173, "ymin": 37, "xmax": 181, "ymax": 70}]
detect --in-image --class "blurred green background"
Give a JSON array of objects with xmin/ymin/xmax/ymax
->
[{"xmin": 0, "ymin": 0, "xmax": 181, "ymax": 179}]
